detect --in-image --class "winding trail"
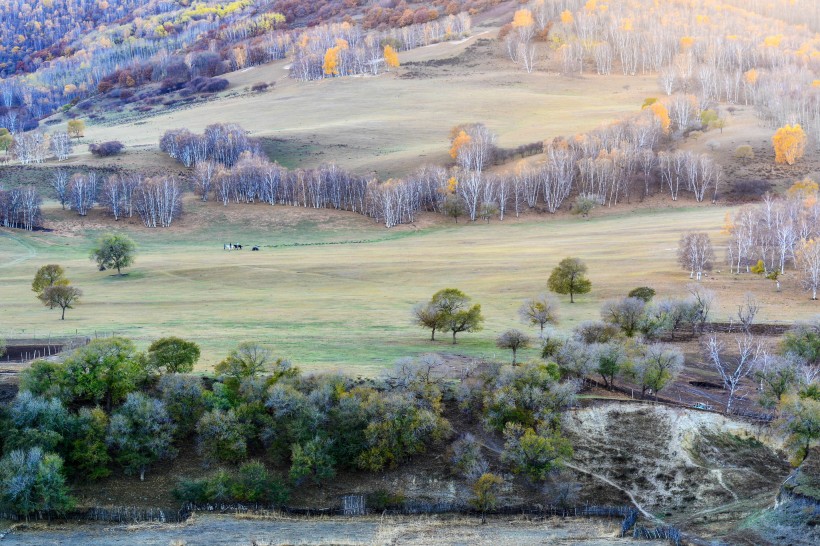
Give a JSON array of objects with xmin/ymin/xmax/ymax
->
[{"xmin": 563, "ymin": 462, "xmax": 659, "ymax": 522}]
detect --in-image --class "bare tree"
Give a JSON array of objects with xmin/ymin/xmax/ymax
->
[
  {"xmin": 706, "ymin": 334, "xmax": 761, "ymax": 414},
  {"xmin": 68, "ymin": 172, "xmax": 97, "ymax": 216},
  {"xmin": 601, "ymin": 297, "xmax": 646, "ymax": 337},
  {"xmin": 50, "ymin": 169, "xmax": 69, "ymax": 210},
  {"xmin": 519, "ymin": 294, "xmax": 559, "ymax": 337},
  {"xmin": 496, "ymin": 329, "xmax": 530, "ymax": 365},
  {"xmin": 736, "ymin": 293, "xmax": 760, "ymax": 334},
  {"xmin": 677, "ymin": 231, "xmax": 715, "ymax": 280},
  {"xmin": 797, "ymin": 238, "xmax": 820, "ymax": 300},
  {"xmin": 687, "ymin": 284, "xmax": 715, "ymax": 334}
]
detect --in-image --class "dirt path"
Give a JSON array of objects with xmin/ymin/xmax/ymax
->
[
  {"xmin": 0, "ymin": 514, "xmax": 665, "ymax": 545},
  {"xmin": 0, "ymin": 230, "xmax": 37, "ymax": 269},
  {"xmin": 563, "ymin": 462, "xmax": 659, "ymax": 522}
]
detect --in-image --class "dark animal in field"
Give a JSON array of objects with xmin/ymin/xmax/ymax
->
[
  {"xmin": 235, "ymin": 244, "xmax": 243, "ymax": 250},
  {"xmin": 252, "ymin": 246, "xmax": 259, "ymax": 251}
]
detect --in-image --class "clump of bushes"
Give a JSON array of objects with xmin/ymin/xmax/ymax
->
[
  {"xmin": 187, "ymin": 77, "xmax": 229, "ymax": 94},
  {"xmin": 89, "ymin": 141, "xmax": 124, "ymax": 157},
  {"xmin": 735, "ymin": 145, "xmax": 755, "ymax": 159},
  {"xmin": 366, "ymin": 489, "xmax": 406, "ymax": 511},
  {"xmin": 628, "ymin": 287, "xmax": 656, "ymax": 302},
  {"xmin": 174, "ymin": 461, "xmax": 289, "ymax": 505}
]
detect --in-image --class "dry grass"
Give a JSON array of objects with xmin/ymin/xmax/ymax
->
[{"xmin": 42, "ymin": 32, "xmax": 659, "ymax": 178}]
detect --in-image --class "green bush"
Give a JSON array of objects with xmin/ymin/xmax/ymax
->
[
  {"xmin": 174, "ymin": 463, "xmax": 289, "ymax": 506},
  {"xmin": 628, "ymin": 286, "xmax": 656, "ymax": 302},
  {"xmin": 366, "ymin": 489, "xmax": 406, "ymax": 511}
]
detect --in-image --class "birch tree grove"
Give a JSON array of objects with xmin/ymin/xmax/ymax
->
[
  {"xmin": 135, "ymin": 178, "xmax": 183, "ymax": 228},
  {"xmin": 723, "ymin": 181, "xmax": 820, "ymax": 282},
  {"xmin": 0, "ymin": 186, "xmax": 42, "ymax": 231},
  {"xmin": 50, "ymin": 131, "xmax": 73, "ymax": 161},
  {"xmin": 68, "ymin": 172, "xmax": 98, "ymax": 217}
]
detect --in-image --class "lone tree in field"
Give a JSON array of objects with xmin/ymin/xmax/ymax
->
[
  {"xmin": 42, "ymin": 284, "xmax": 82, "ymax": 320},
  {"xmin": 419, "ymin": 288, "xmax": 484, "ymax": 344},
  {"xmin": 518, "ymin": 294, "xmax": 559, "ymax": 336},
  {"xmin": 772, "ymin": 124, "xmax": 806, "ymax": 165},
  {"xmin": 548, "ymin": 257, "xmax": 591, "ymax": 303},
  {"xmin": 496, "ymin": 329, "xmax": 530, "ymax": 365},
  {"xmin": 32, "ymin": 264, "xmax": 68, "ymax": 307},
  {"xmin": 67, "ymin": 119, "xmax": 85, "ymax": 140},
  {"xmin": 677, "ymin": 232, "xmax": 715, "ymax": 280},
  {"xmin": 90, "ymin": 233, "xmax": 135, "ymax": 275},
  {"xmin": 147, "ymin": 337, "xmax": 201, "ymax": 374}
]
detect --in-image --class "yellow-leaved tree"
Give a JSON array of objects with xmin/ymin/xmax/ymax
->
[
  {"xmin": 512, "ymin": 9, "xmax": 534, "ymax": 29},
  {"xmin": 323, "ymin": 46, "xmax": 340, "ymax": 76},
  {"xmin": 449, "ymin": 130, "xmax": 471, "ymax": 159},
  {"xmin": 772, "ymin": 124, "xmax": 807, "ymax": 165},
  {"xmin": 649, "ymin": 102, "xmax": 671, "ymax": 134},
  {"xmin": 67, "ymin": 119, "xmax": 85, "ymax": 140},
  {"xmin": 384, "ymin": 45, "xmax": 399, "ymax": 70}
]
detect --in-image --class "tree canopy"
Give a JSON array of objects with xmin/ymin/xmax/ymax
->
[
  {"xmin": 548, "ymin": 257, "xmax": 592, "ymax": 303},
  {"xmin": 90, "ymin": 233, "xmax": 136, "ymax": 275},
  {"xmin": 147, "ymin": 337, "xmax": 201, "ymax": 374}
]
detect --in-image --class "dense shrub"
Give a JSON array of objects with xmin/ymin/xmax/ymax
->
[
  {"xmin": 89, "ymin": 141, "xmax": 124, "ymax": 157},
  {"xmin": 251, "ymin": 82, "xmax": 269, "ymax": 92},
  {"xmin": 735, "ymin": 144, "xmax": 755, "ymax": 159},
  {"xmin": 188, "ymin": 77, "xmax": 229, "ymax": 94},
  {"xmin": 628, "ymin": 287, "xmax": 656, "ymax": 302},
  {"xmin": 174, "ymin": 462, "xmax": 289, "ymax": 506}
]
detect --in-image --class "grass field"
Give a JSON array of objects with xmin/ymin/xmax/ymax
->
[
  {"xmin": 41, "ymin": 32, "xmax": 660, "ymax": 179},
  {"xmin": 2, "ymin": 201, "xmax": 814, "ymax": 374}
]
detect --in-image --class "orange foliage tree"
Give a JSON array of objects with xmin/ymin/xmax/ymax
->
[
  {"xmin": 513, "ymin": 9, "xmax": 534, "ymax": 29},
  {"xmin": 772, "ymin": 124, "xmax": 807, "ymax": 165},
  {"xmin": 449, "ymin": 130, "xmax": 471, "ymax": 159},
  {"xmin": 323, "ymin": 46, "xmax": 340, "ymax": 76},
  {"xmin": 384, "ymin": 45, "xmax": 399, "ymax": 69},
  {"xmin": 649, "ymin": 102, "xmax": 671, "ymax": 134}
]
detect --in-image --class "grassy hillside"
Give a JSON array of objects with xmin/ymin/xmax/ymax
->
[
  {"xmin": 3, "ymin": 201, "xmax": 812, "ymax": 373},
  {"xmin": 42, "ymin": 35, "xmax": 660, "ymax": 179}
]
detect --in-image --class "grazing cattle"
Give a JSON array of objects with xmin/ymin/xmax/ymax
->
[
  {"xmin": 224, "ymin": 243, "xmax": 231, "ymax": 250},
  {"xmin": 235, "ymin": 244, "xmax": 243, "ymax": 250},
  {"xmin": 252, "ymin": 246, "xmax": 260, "ymax": 251}
]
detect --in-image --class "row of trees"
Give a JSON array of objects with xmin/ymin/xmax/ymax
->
[
  {"xmin": 160, "ymin": 105, "xmax": 718, "ymax": 229},
  {"xmin": 51, "ymin": 170, "xmax": 183, "ymax": 229}
]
